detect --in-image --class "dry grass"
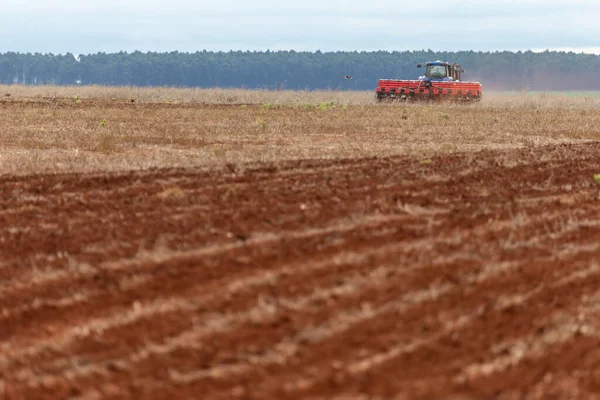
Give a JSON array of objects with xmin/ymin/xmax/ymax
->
[
  {"xmin": 0, "ymin": 85, "xmax": 374, "ymax": 106},
  {"xmin": 0, "ymin": 85, "xmax": 599, "ymax": 175}
]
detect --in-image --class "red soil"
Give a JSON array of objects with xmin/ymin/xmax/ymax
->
[{"xmin": 1, "ymin": 143, "xmax": 600, "ymax": 399}]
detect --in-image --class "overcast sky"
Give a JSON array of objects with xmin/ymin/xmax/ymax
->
[{"xmin": 1, "ymin": 0, "xmax": 599, "ymax": 55}]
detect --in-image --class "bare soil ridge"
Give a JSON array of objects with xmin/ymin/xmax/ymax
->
[{"xmin": 1, "ymin": 143, "xmax": 600, "ymax": 399}]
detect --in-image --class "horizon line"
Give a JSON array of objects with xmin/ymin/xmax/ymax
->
[{"xmin": 1, "ymin": 48, "xmax": 599, "ymax": 56}]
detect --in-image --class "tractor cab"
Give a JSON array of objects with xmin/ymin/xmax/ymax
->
[{"xmin": 417, "ymin": 61, "xmax": 465, "ymax": 82}]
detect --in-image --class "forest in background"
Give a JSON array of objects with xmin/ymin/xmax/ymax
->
[{"xmin": 0, "ymin": 50, "xmax": 598, "ymax": 91}]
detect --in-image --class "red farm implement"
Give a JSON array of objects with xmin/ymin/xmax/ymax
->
[{"xmin": 376, "ymin": 61, "xmax": 483, "ymax": 102}]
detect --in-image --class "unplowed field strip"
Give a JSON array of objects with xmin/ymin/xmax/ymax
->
[{"xmin": 1, "ymin": 142, "xmax": 600, "ymax": 399}]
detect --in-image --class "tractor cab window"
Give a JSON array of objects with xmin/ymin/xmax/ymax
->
[{"xmin": 427, "ymin": 65, "xmax": 447, "ymax": 79}]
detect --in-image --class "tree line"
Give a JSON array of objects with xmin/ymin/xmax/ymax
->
[{"xmin": 0, "ymin": 50, "xmax": 598, "ymax": 91}]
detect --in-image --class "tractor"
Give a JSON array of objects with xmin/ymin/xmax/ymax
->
[{"xmin": 376, "ymin": 61, "xmax": 483, "ymax": 102}]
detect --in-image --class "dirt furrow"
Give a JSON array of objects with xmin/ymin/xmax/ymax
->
[
  {"xmin": 1, "ymin": 179, "xmax": 594, "ymax": 346},
  {"xmin": 0, "ymin": 213, "xmax": 428, "ymax": 348},
  {"xmin": 7, "ymin": 201, "xmax": 595, "ymax": 377},
  {"xmin": 292, "ymin": 263, "xmax": 600, "ymax": 399},
  {"xmin": 179, "ymin": 250, "xmax": 600, "ymax": 399},
  {"xmin": 14, "ymin": 227, "xmax": 600, "ymax": 399},
  {"xmin": 1, "ymin": 142, "xmax": 600, "ymax": 399}
]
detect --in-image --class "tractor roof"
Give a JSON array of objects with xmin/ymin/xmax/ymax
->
[{"xmin": 426, "ymin": 61, "xmax": 449, "ymax": 66}]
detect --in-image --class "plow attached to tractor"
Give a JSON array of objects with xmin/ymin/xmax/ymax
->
[{"xmin": 376, "ymin": 61, "xmax": 483, "ymax": 102}]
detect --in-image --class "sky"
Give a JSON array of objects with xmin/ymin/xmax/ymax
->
[{"xmin": 1, "ymin": 0, "xmax": 599, "ymax": 55}]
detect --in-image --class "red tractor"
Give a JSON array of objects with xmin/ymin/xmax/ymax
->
[{"xmin": 376, "ymin": 61, "xmax": 483, "ymax": 102}]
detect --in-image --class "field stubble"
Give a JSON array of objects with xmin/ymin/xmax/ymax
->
[{"xmin": 0, "ymin": 85, "xmax": 599, "ymax": 174}]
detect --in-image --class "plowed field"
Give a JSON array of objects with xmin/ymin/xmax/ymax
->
[{"xmin": 2, "ymin": 142, "xmax": 600, "ymax": 399}]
